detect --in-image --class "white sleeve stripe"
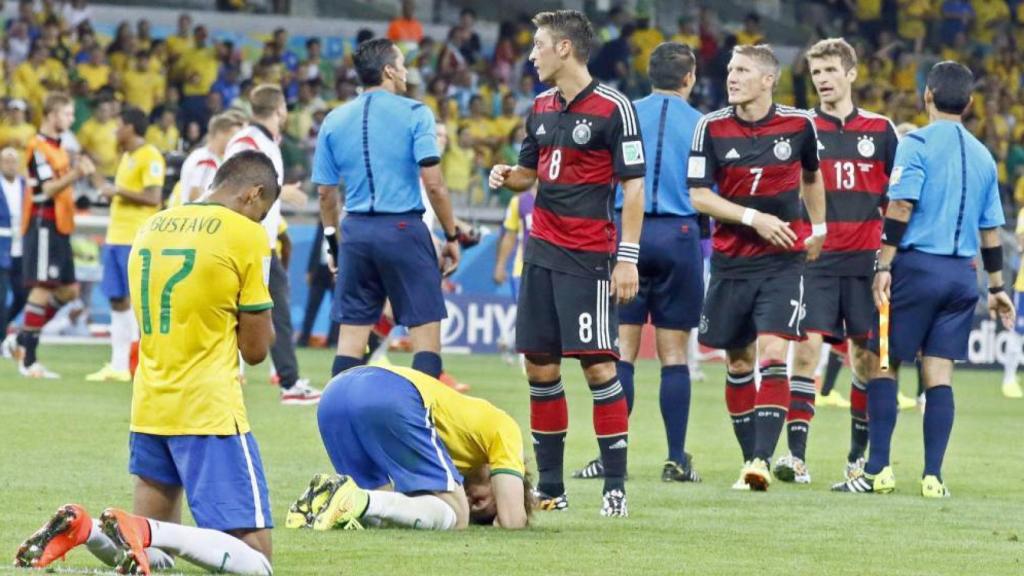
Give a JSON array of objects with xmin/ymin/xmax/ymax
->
[
  {"xmin": 595, "ymin": 86, "xmax": 638, "ymax": 137},
  {"xmin": 692, "ymin": 108, "xmax": 732, "ymax": 153}
]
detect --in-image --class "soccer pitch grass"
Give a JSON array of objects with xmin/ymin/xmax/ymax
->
[{"xmin": 1, "ymin": 346, "xmax": 1021, "ymax": 576}]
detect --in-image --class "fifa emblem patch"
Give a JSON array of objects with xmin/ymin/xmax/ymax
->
[
  {"xmin": 622, "ymin": 141, "xmax": 644, "ymax": 165},
  {"xmin": 572, "ymin": 119, "xmax": 593, "ymax": 145},
  {"xmin": 857, "ymin": 136, "xmax": 875, "ymax": 158},
  {"xmin": 890, "ymin": 166, "xmax": 903, "ymax": 186},
  {"xmin": 773, "ymin": 138, "xmax": 792, "ymax": 161},
  {"xmin": 699, "ymin": 315, "xmax": 709, "ymax": 334},
  {"xmin": 149, "ymin": 162, "xmax": 163, "ymax": 177},
  {"xmin": 688, "ymin": 156, "xmax": 706, "ymax": 178}
]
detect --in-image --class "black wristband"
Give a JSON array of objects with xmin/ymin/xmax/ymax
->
[
  {"xmin": 981, "ymin": 245, "xmax": 1003, "ymax": 273},
  {"xmin": 324, "ymin": 227, "xmax": 339, "ymax": 262},
  {"xmin": 445, "ymin": 228, "xmax": 459, "ymax": 242},
  {"xmin": 882, "ymin": 218, "xmax": 908, "ymax": 248},
  {"xmin": 989, "ymin": 285, "xmax": 1006, "ymax": 295}
]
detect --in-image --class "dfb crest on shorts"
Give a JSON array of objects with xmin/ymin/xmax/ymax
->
[
  {"xmin": 773, "ymin": 138, "xmax": 792, "ymax": 161},
  {"xmin": 572, "ymin": 119, "xmax": 593, "ymax": 145},
  {"xmin": 857, "ymin": 135, "xmax": 875, "ymax": 158},
  {"xmin": 699, "ymin": 314, "xmax": 709, "ymax": 334}
]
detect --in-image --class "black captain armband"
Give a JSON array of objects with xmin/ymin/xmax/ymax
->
[
  {"xmin": 882, "ymin": 218, "xmax": 908, "ymax": 248},
  {"xmin": 981, "ymin": 245, "xmax": 1003, "ymax": 273}
]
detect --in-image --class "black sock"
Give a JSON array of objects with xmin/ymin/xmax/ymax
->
[
  {"xmin": 659, "ymin": 365, "xmax": 691, "ymax": 463},
  {"xmin": 725, "ymin": 371, "xmax": 756, "ymax": 462},
  {"xmin": 530, "ymin": 379, "xmax": 568, "ymax": 497},
  {"xmin": 591, "ymin": 377, "xmax": 629, "ymax": 493},
  {"xmin": 849, "ymin": 376, "xmax": 869, "ymax": 462},
  {"xmin": 753, "ymin": 363, "xmax": 790, "ymax": 462},
  {"xmin": 411, "ymin": 351, "xmax": 442, "ymax": 378},
  {"xmin": 18, "ymin": 331, "xmax": 39, "ymax": 367},
  {"xmin": 786, "ymin": 376, "xmax": 816, "ymax": 461},
  {"xmin": 331, "ymin": 354, "xmax": 363, "ymax": 377},
  {"xmin": 821, "ymin": 349, "xmax": 844, "ymax": 396}
]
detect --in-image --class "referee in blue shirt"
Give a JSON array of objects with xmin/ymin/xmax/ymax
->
[
  {"xmin": 574, "ymin": 42, "xmax": 704, "ymax": 484},
  {"xmin": 834, "ymin": 62, "xmax": 1015, "ymax": 497},
  {"xmin": 314, "ymin": 38, "xmax": 460, "ymax": 379}
]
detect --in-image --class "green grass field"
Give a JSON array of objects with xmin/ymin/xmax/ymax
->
[{"xmin": 1, "ymin": 346, "xmax": 1021, "ymax": 575}]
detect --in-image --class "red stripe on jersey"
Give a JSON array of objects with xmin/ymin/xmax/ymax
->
[
  {"xmin": 718, "ymin": 161, "xmax": 801, "ymax": 199},
  {"xmin": 234, "ymin": 136, "xmax": 259, "ymax": 151},
  {"xmin": 531, "ymin": 205, "xmax": 616, "ymax": 253},
  {"xmin": 824, "ymin": 220, "xmax": 882, "ymax": 253},
  {"xmin": 713, "ymin": 222, "xmax": 805, "ymax": 259},
  {"xmin": 820, "ymin": 158, "xmax": 888, "ymax": 197},
  {"xmin": 538, "ymin": 147, "xmax": 614, "ymax": 185},
  {"xmin": 709, "ymin": 115, "xmax": 809, "ymax": 139},
  {"xmin": 197, "ymin": 159, "xmax": 218, "ymax": 170}
]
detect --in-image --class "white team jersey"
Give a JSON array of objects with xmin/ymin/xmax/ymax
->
[
  {"xmin": 175, "ymin": 146, "xmax": 220, "ymax": 206},
  {"xmin": 224, "ymin": 124, "xmax": 283, "ymax": 249}
]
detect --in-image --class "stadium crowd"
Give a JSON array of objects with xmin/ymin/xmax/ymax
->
[{"xmin": 1, "ymin": 1, "xmax": 1024, "ymax": 211}]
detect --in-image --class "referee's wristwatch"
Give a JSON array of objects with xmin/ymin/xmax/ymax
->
[
  {"xmin": 444, "ymin": 227, "xmax": 459, "ymax": 243},
  {"xmin": 874, "ymin": 261, "xmax": 892, "ymax": 273}
]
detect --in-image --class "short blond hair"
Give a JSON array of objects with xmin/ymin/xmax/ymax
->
[
  {"xmin": 208, "ymin": 111, "xmax": 246, "ymax": 135},
  {"xmin": 42, "ymin": 92, "xmax": 72, "ymax": 115},
  {"xmin": 806, "ymin": 38, "xmax": 858, "ymax": 72},
  {"xmin": 250, "ymin": 84, "xmax": 284, "ymax": 118},
  {"xmin": 732, "ymin": 44, "xmax": 780, "ymax": 79},
  {"xmin": 0, "ymin": 146, "xmax": 19, "ymax": 161}
]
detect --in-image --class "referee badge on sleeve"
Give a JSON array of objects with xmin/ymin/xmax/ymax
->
[
  {"xmin": 622, "ymin": 141, "xmax": 644, "ymax": 166},
  {"xmin": 890, "ymin": 167, "xmax": 903, "ymax": 186}
]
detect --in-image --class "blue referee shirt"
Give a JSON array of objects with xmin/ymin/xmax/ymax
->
[
  {"xmin": 615, "ymin": 93, "xmax": 702, "ymax": 215},
  {"xmin": 312, "ymin": 90, "xmax": 440, "ymax": 214},
  {"xmin": 888, "ymin": 120, "xmax": 1004, "ymax": 257}
]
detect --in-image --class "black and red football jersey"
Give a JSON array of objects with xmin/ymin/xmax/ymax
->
[
  {"xmin": 807, "ymin": 107, "xmax": 898, "ymax": 275},
  {"xmin": 687, "ymin": 104, "xmax": 820, "ymax": 277},
  {"xmin": 518, "ymin": 80, "xmax": 646, "ymax": 279}
]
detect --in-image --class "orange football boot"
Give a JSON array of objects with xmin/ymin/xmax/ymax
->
[{"xmin": 14, "ymin": 503, "xmax": 92, "ymax": 568}]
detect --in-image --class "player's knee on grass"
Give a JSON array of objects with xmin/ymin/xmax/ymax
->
[{"xmin": 228, "ymin": 528, "xmax": 272, "ymax": 563}]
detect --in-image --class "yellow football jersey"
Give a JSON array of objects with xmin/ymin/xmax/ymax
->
[
  {"xmin": 129, "ymin": 203, "xmax": 273, "ymax": 436},
  {"xmin": 386, "ymin": 366, "xmax": 526, "ymax": 478},
  {"xmin": 1016, "ymin": 207, "xmax": 1024, "ymax": 292},
  {"xmin": 107, "ymin": 144, "xmax": 166, "ymax": 245}
]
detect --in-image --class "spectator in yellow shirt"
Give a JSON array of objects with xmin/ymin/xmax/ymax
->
[
  {"xmin": 461, "ymin": 95, "xmax": 499, "ymax": 166},
  {"xmin": 491, "ymin": 94, "xmax": 520, "ymax": 148},
  {"xmin": 121, "ymin": 50, "xmax": 165, "ymax": 115},
  {"xmin": 441, "ymin": 125, "xmax": 475, "ymax": 202},
  {"xmin": 76, "ymin": 46, "xmax": 111, "ymax": 92},
  {"xmin": 631, "ymin": 16, "xmax": 664, "ymax": 76},
  {"xmin": 180, "ymin": 26, "xmax": 219, "ymax": 130},
  {"xmin": 897, "ymin": 0, "xmax": 932, "ymax": 53},
  {"xmin": 972, "ymin": 0, "xmax": 1010, "ymax": 45},
  {"xmin": 15, "ymin": 45, "xmax": 69, "ymax": 120},
  {"xmin": 165, "ymin": 13, "xmax": 194, "ymax": 61},
  {"xmin": 671, "ymin": 17, "xmax": 702, "ymax": 51},
  {"xmin": 0, "ymin": 100, "xmax": 37, "ymax": 171},
  {"xmin": 855, "ymin": 0, "xmax": 884, "ymax": 42},
  {"xmin": 735, "ymin": 12, "xmax": 765, "ymax": 46},
  {"xmin": 77, "ymin": 98, "xmax": 121, "ymax": 178},
  {"xmin": 145, "ymin": 109, "xmax": 181, "ymax": 154}
]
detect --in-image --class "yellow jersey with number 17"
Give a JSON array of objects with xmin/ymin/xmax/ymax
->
[
  {"xmin": 107, "ymin": 143, "xmax": 166, "ymax": 245},
  {"xmin": 128, "ymin": 203, "xmax": 273, "ymax": 436}
]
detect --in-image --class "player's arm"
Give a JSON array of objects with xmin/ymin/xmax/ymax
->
[
  {"xmin": 799, "ymin": 116, "xmax": 827, "ymax": 260},
  {"xmin": 312, "ymin": 123, "xmax": 345, "ymax": 269},
  {"xmin": 490, "ymin": 474, "xmax": 528, "ymax": 529},
  {"xmin": 979, "ymin": 160, "xmax": 1014, "ymax": 329},
  {"xmin": 238, "ymin": 309, "xmax": 274, "ymax": 365},
  {"xmin": 278, "ymin": 229, "xmax": 292, "ymax": 270},
  {"xmin": 873, "ymin": 136, "xmax": 924, "ymax": 307},
  {"xmin": 105, "ymin": 184, "xmax": 163, "ymax": 206},
  {"xmin": 31, "ymin": 152, "xmax": 94, "ymax": 198},
  {"xmin": 493, "ymin": 228, "xmax": 516, "ymax": 285}
]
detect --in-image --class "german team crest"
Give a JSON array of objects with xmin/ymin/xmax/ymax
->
[
  {"xmin": 857, "ymin": 135, "xmax": 876, "ymax": 158},
  {"xmin": 572, "ymin": 119, "xmax": 593, "ymax": 145},
  {"xmin": 773, "ymin": 138, "xmax": 792, "ymax": 161}
]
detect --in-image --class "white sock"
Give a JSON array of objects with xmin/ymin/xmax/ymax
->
[
  {"xmin": 148, "ymin": 520, "xmax": 271, "ymax": 575},
  {"xmin": 110, "ymin": 309, "xmax": 136, "ymax": 372},
  {"xmin": 85, "ymin": 520, "xmax": 176, "ymax": 570},
  {"xmin": 1004, "ymin": 332, "xmax": 1020, "ymax": 384},
  {"xmin": 364, "ymin": 491, "xmax": 457, "ymax": 530}
]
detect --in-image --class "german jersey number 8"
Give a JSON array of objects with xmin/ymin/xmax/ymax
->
[
  {"xmin": 549, "ymin": 150, "xmax": 562, "ymax": 180},
  {"xmin": 578, "ymin": 312, "xmax": 592, "ymax": 343}
]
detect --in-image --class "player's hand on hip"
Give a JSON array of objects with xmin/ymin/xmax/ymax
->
[
  {"xmin": 489, "ymin": 165, "xmax": 512, "ymax": 190},
  {"xmin": 751, "ymin": 212, "xmax": 797, "ymax": 249},
  {"xmin": 441, "ymin": 240, "xmax": 461, "ymax": 277},
  {"xmin": 873, "ymin": 271, "xmax": 891, "ymax": 308},
  {"xmin": 989, "ymin": 290, "xmax": 1016, "ymax": 331},
  {"xmin": 804, "ymin": 233, "xmax": 824, "ymax": 262},
  {"xmin": 611, "ymin": 262, "xmax": 639, "ymax": 304}
]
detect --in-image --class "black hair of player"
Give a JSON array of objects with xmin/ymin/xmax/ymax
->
[
  {"xmin": 213, "ymin": 150, "xmax": 281, "ymax": 202},
  {"xmin": 121, "ymin": 106, "xmax": 149, "ymax": 137},
  {"xmin": 926, "ymin": 61, "xmax": 974, "ymax": 115},
  {"xmin": 649, "ymin": 42, "xmax": 696, "ymax": 91},
  {"xmin": 354, "ymin": 38, "xmax": 398, "ymax": 87}
]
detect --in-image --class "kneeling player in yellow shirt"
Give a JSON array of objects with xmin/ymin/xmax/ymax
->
[
  {"xmin": 288, "ymin": 365, "xmax": 532, "ymax": 530},
  {"xmin": 15, "ymin": 151, "xmax": 281, "ymax": 575}
]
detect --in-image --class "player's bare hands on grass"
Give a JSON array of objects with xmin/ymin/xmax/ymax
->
[
  {"xmin": 611, "ymin": 262, "xmax": 639, "ymax": 304},
  {"xmin": 873, "ymin": 271, "xmax": 891, "ymax": 308},
  {"xmin": 441, "ymin": 240, "xmax": 461, "ymax": 277},
  {"xmin": 989, "ymin": 290, "xmax": 1015, "ymax": 330},
  {"xmin": 489, "ymin": 165, "xmax": 513, "ymax": 190},
  {"xmin": 804, "ymin": 233, "xmax": 824, "ymax": 262},
  {"xmin": 751, "ymin": 212, "xmax": 797, "ymax": 249}
]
